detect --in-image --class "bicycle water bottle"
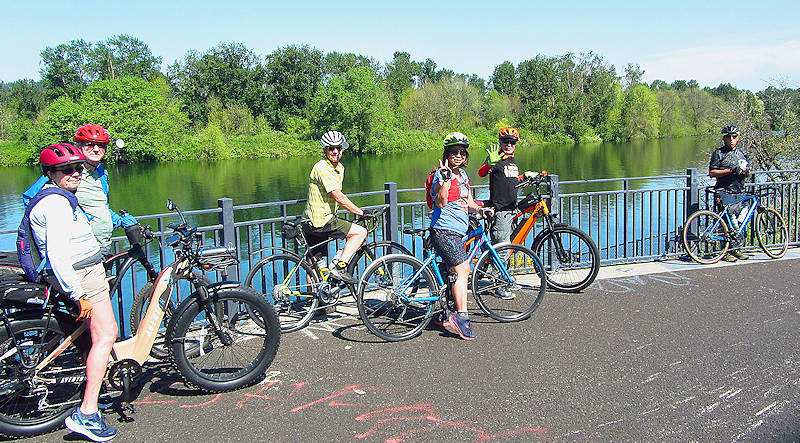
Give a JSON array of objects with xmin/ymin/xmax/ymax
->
[{"xmin": 737, "ymin": 204, "xmax": 749, "ymax": 226}]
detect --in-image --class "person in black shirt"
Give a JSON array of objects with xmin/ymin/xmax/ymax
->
[{"xmin": 709, "ymin": 124, "xmax": 751, "ymax": 261}]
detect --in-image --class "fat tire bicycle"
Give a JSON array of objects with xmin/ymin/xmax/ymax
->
[
  {"xmin": 682, "ymin": 187, "xmax": 788, "ymax": 264},
  {"xmin": 245, "ymin": 207, "xmax": 411, "ymax": 332},
  {"xmin": 355, "ymin": 213, "xmax": 547, "ymax": 341},
  {"xmin": 510, "ymin": 173, "xmax": 600, "ymax": 292},
  {"xmin": 0, "ymin": 200, "xmax": 280, "ymax": 439}
]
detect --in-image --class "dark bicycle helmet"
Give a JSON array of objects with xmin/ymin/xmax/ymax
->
[
  {"xmin": 39, "ymin": 143, "xmax": 85, "ymax": 173},
  {"xmin": 443, "ymin": 132, "xmax": 469, "ymax": 148},
  {"xmin": 75, "ymin": 124, "xmax": 110, "ymax": 144},
  {"xmin": 721, "ymin": 124, "xmax": 741, "ymax": 136}
]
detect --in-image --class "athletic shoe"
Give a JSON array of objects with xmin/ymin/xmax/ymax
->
[
  {"xmin": 731, "ymin": 250, "xmax": 749, "ymax": 260},
  {"xmin": 65, "ymin": 408, "xmax": 117, "ymax": 442},
  {"xmin": 721, "ymin": 253, "xmax": 738, "ymax": 262},
  {"xmin": 329, "ymin": 260, "xmax": 357, "ymax": 284},
  {"xmin": 447, "ymin": 313, "xmax": 476, "ymax": 340},
  {"xmin": 494, "ymin": 287, "xmax": 515, "ymax": 300}
]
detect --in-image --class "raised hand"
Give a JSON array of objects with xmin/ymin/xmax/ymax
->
[
  {"xmin": 438, "ymin": 159, "xmax": 452, "ymax": 180},
  {"xmin": 486, "ymin": 144, "xmax": 502, "ymax": 165}
]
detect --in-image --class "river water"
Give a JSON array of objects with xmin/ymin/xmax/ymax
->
[{"xmin": 0, "ymin": 136, "xmax": 717, "ymax": 249}]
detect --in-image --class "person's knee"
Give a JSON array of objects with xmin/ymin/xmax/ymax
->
[{"xmin": 348, "ymin": 224, "xmax": 367, "ymax": 239}]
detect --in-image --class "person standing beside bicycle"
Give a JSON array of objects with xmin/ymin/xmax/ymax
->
[
  {"xmin": 302, "ymin": 130, "xmax": 368, "ymax": 284},
  {"xmin": 709, "ymin": 124, "xmax": 751, "ymax": 262},
  {"xmin": 430, "ymin": 132, "xmax": 491, "ymax": 340},
  {"xmin": 477, "ymin": 127, "xmax": 538, "ymax": 298},
  {"xmin": 26, "ymin": 145, "xmax": 118, "ymax": 441},
  {"xmin": 23, "ymin": 124, "xmax": 138, "ymax": 258}
]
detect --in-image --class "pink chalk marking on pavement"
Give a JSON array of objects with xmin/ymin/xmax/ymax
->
[
  {"xmin": 290, "ymin": 384, "xmax": 363, "ymax": 412},
  {"xmin": 180, "ymin": 393, "xmax": 223, "ymax": 408},
  {"xmin": 130, "ymin": 392, "xmax": 176, "ymax": 406},
  {"xmin": 236, "ymin": 381, "xmax": 278, "ymax": 408}
]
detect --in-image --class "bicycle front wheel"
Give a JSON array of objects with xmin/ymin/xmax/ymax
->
[
  {"xmin": 472, "ymin": 244, "xmax": 546, "ymax": 322},
  {"xmin": 167, "ymin": 286, "xmax": 280, "ymax": 392},
  {"xmin": 130, "ymin": 272, "xmax": 211, "ymax": 359},
  {"xmin": 755, "ymin": 207, "xmax": 788, "ymax": 258},
  {"xmin": 682, "ymin": 210, "xmax": 730, "ymax": 264},
  {"xmin": 534, "ymin": 226, "xmax": 600, "ymax": 292},
  {"xmin": 245, "ymin": 254, "xmax": 320, "ymax": 333},
  {"xmin": 0, "ymin": 315, "xmax": 86, "ymax": 438},
  {"xmin": 356, "ymin": 255, "xmax": 437, "ymax": 341}
]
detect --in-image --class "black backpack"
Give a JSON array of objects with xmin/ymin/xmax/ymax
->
[{"xmin": 16, "ymin": 187, "xmax": 79, "ymax": 283}]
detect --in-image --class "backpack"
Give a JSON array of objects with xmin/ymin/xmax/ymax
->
[
  {"xmin": 16, "ymin": 187, "xmax": 79, "ymax": 283},
  {"xmin": 425, "ymin": 169, "xmax": 468, "ymax": 209}
]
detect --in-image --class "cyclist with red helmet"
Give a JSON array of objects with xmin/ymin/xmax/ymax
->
[
  {"xmin": 477, "ymin": 127, "xmax": 537, "ymax": 298},
  {"xmin": 26, "ymin": 144, "xmax": 118, "ymax": 441},
  {"xmin": 23, "ymin": 124, "xmax": 137, "ymax": 257}
]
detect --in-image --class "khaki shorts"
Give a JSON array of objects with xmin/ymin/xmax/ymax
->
[{"xmin": 75, "ymin": 263, "xmax": 111, "ymax": 306}]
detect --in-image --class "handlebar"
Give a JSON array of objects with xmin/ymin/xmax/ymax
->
[{"xmin": 515, "ymin": 171, "xmax": 549, "ymax": 189}]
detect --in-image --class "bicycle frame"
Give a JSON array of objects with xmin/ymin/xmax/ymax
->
[
  {"xmin": 715, "ymin": 194, "xmax": 759, "ymax": 237},
  {"xmin": 104, "ymin": 243, "xmax": 159, "ymax": 337},
  {"xmin": 396, "ymin": 225, "xmax": 514, "ymax": 304}
]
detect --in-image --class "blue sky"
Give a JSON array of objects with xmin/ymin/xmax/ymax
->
[{"xmin": 2, "ymin": 0, "xmax": 798, "ymax": 91}]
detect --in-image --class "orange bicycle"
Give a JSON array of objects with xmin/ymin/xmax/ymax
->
[{"xmin": 510, "ymin": 173, "xmax": 600, "ymax": 292}]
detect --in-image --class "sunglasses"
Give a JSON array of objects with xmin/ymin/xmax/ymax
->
[
  {"xmin": 500, "ymin": 139, "xmax": 518, "ymax": 145},
  {"xmin": 723, "ymin": 134, "xmax": 740, "ymax": 138},
  {"xmin": 53, "ymin": 164, "xmax": 84, "ymax": 175},
  {"xmin": 447, "ymin": 149, "xmax": 468, "ymax": 156},
  {"xmin": 326, "ymin": 146, "xmax": 344, "ymax": 152},
  {"xmin": 80, "ymin": 142, "xmax": 108, "ymax": 150}
]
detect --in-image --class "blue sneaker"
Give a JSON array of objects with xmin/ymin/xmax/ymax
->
[
  {"xmin": 447, "ymin": 313, "xmax": 476, "ymax": 341},
  {"xmin": 65, "ymin": 408, "xmax": 117, "ymax": 442}
]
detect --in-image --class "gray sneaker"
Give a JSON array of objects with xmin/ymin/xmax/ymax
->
[
  {"xmin": 329, "ymin": 260, "xmax": 357, "ymax": 284},
  {"xmin": 494, "ymin": 287, "xmax": 515, "ymax": 300}
]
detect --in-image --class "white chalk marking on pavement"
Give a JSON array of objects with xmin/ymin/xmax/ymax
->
[
  {"xmin": 755, "ymin": 401, "xmax": 779, "ymax": 416},
  {"xmin": 732, "ymin": 420, "xmax": 764, "ymax": 442},
  {"xmin": 641, "ymin": 407, "xmax": 660, "ymax": 416},
  {"xmin": 301, "ymin": 329, "xmax": 320, "ymax": 340},
  {"xmin": 676, "ymin": 396, "xmax": 695, "ymax": 404},
  {"xmin": 697, "ymin": 402, "xmax": 720, "ymax": 416},
  {"xmin": 261, "ymin": 371, "xmax": 281, "ymax": 384},
  {"xmin": 642, "ymin": 372, "xmax": 662, "ymax": 384},
  {"xmin": 597, "ymin": 418, "xmax": 623, "ymax": 428},
  {"xmin": 669, "ymin": 360, "xmax": 683, "ymax": 366}
]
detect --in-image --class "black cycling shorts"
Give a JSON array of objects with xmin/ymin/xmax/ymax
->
[
  {"xmin": 302, "ymin": 218, "xmax": 353, "ymax": 257},
  {"xmin": 431, "ymin": 228, "xmax": 468, "ymax": 268}
]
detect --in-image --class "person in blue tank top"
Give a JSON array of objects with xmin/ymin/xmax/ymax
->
[{"xmin": 429, "ymin": 132, "xmax": 493, "ymax": 340}]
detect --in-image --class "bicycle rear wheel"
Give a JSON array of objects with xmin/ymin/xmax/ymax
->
[
  {"xmin": 755, "ymin": 207, "xmax": 788, "ymax": 258},
  {"xmin": 167, "ymin": 286, "xmax": 280, "ymax": 392},
  {"xmin": 534, "ymin": 226, "xmax": 600, "ymax": 292},
  {"xmin": 130, "ymin": 272, "xmax": 210, "ymax": 359},
  {"xmin": 682, "ymin": 210, "xmax": 730, "ymax": 264},
  {"xmin": 471, "ymin": 244, "xmax": 546, "ymax": 322},
  {"xmin": 245, "ymin": 254, "xmax": 320, "ymax": 333},
  {"xmin": 356, "ymin": 255, "xmax": 437, "ymax": 341},
  {"xmin": 0, "ymin": 314, "xmax": 86, "ymax": 438}
]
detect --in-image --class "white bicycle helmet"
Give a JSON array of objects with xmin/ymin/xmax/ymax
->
[{"xmin": 320, "ymin": 130, "xmax": 349, "ymax": 149}]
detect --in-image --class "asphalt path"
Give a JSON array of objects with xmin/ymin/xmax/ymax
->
[{"xmin": 19, "ymin": 251, "xmax": 800, "ymax": 442}]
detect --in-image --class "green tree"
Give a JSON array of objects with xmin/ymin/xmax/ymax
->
[
  {"xmin": 491, "ymin": 61, "xmax": 517, "ymax": 95},
  {"xmin": 168, "ymin": 42, "xmax": 267, "ymax": 124},
  {"xmin": 622, "ymin": 63, "xmax": 644, "ymax": 90},
  {"xmin": 384, "ymin": 51, "xmax": 421, "ymax": 105},
  {"xmin": 264, "ymin": 45, "xmax": 324, "ymax": 130},
  {"xmin": 619, "ymin": 84, "xmax": 660, "ymax": 139},
  {"xmin": 87, "ymin": 35, "xmax": 162, "ymax": 81},
  {"xmin": 309, "ymin": 66, "xmax": 396, "ymax": 153},
  {"xmin": 323, "ymin": 51, "xmax": 377, "ymax": 77},
  {"xmin": 400, "ymin": 76, "xmax": 482, "ymax": 133},
  {"xmin": 40, "ymin": 39, "xmax": 92, "ymax": 100}
]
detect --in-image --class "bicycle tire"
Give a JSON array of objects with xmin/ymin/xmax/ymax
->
[
  {"xmin": 682, "ymin": 210, "xmax": 730, "ymax": 264},
  {"xmin": 534, "ymin": 226, "xmax": 600, "ymax": 292},
  {"xmin": 755, "ymin": 207, "xmax": 788, "ymax": 258},
  {"xmin": 348, "ymin": 241, "xmax": 412, "ymax": 281},
  {"xmin": 129, "ymin": 272, "xmax": 211, "ymax": 359},
  {"xmin": 356, "ymin": 254, "xmax": 437, "ymax": 341},
  {"xmin": 0, "ymin": 314, "xmax": 86, "ymax": 438},
  {"xmin": 167, "ymin": 286, "xmax": 280, "ymax": 392},
  {"xmin": 244, "ymin": 253, "xmax": 320, "ymax": 333},
  {"xmin": 472, "ymin": 244, "xmax": 547, "ymax": 322}
]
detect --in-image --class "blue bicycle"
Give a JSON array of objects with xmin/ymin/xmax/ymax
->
[
  {"xmin": 682, "ymin": 187, "xmax": 788, "ymax": 264},
  {"xmin": 355, "ymin": 215, "xmax": 547, "ymax": 341}
]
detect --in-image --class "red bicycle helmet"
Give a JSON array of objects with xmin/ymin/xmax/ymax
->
[
  {"xmin": 40, "ymin": 143, "xmax": 85, "ymax": 171},
  {"xmin": 499, "ymin": 126, "xmax": 520, "ymax": 141},
  {"xmin": 74, "ymin": 124, "xmax": 110, "ymax": 144}
]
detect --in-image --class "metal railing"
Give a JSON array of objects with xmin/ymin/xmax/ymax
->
[{"xmin": 2, "ymin": 167, "xmax": 798, "ymax": 326}]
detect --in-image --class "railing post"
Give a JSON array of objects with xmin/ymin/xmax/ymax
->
[
  {"xmin": 686, "ymin": 168, "xmax": 699, "ymax": 219},
  {"xmin": 384, "ymin": 182, "xmax": 399, "ymax": 244},
  {"xmin": 623, "ymin": 179, "xmax": 629, "ymax": 258},
  {"xmin": 549, "ymin": 174, "xmax": 560, "ymax": 217},
  {"xmin": 218, "ymin": 197, "xmax": 239, "ymax": 280}
]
